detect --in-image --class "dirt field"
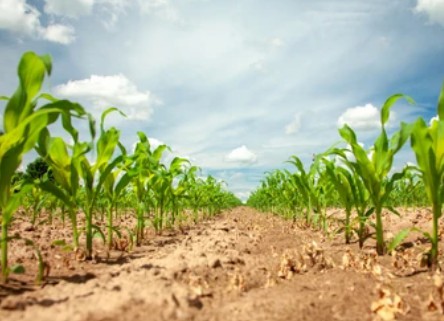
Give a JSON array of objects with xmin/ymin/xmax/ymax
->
[{"xmin": 1, "ymin": 207, "xmax": 443, "ymax": 321}]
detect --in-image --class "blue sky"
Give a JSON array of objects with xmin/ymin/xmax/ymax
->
[{"xmin": 0, "ymin": 0, "xmax": 443, "ymax": 201}]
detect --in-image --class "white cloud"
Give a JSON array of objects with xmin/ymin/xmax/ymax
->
[
  {"xmin": 132, "ymin": 137, "xmax": 164, "ymax": 152},
  {"xmin": 0, "ymin": 0, "xmax": 75, "ymax": 44},
  {"xmin": 53, "ymin": 74, "xmax": 160, "ymax": 120},
  {"xmin": 44, "ymin": 0, "xmax": 94, "ymax": 18},
  {"xmin": 225, "ymin": 146, "xmax": 257, "ymax": 164},
  {"xmin": 138, "ymin": 0, "xmax": 180, "ymax": 23},
  {"xmin": 97, "ymin": 0, "xmax": 131, "ymax": 29},
  {"xmin": 270, "ymin": 37, "xmax": 284, "ymax": 47},
  {"xmin": 415, "ymin": 0, "xmax": 444, "ymax": 27},
  {"xmin": 285, "ymin": 113, "xmax": 302, "ymax": 134},
  {"xmin": 337, "ymin": 103, "xmax": 381, "ymax": 130},
  {"xmin": 235, "ymin": 191, "xmax": 250, "ymax": 202},
  {"xmin": 42, "ymin": 24, "xmax": 75, "ymax": 44},
  {"xmin": 148, "ymin": 137, "xmax": 164, "ymax": 150},
  {"xmin": 0, "ymin": 0, "xmax": 41, "ymax": 36}
]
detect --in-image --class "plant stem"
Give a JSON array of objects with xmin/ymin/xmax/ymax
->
[
  {"xmin": 431, "ymin": 201, "xmax": 441, "ymax": 268},
  {"xmin": 107, "ymin": 205, "xmax": 113, "ymax": 249},
  {"xmin": 85, "ymin": 208, "xmax": 93, "ymax": 259},
  {"xmin": 1, "ymin": 218, "xmax": 8, "ymax": 282},
  {"xmin": 69, "ymin": 208, "xmax": 79, "ymax": 249},
  {"xmin": 136, "ymin": 204, "xmax": 144, "ymax": 246},
  {"xmin": 375, "ymin": 205, "xmax": 385, "ymax": 255},
  {"xmin": 358, "ymin": 216, "xmax": 365, "ymax": 249},
  {"xmin": 345, "ymin": 207, "xmax": 351, "ymax": 244}
]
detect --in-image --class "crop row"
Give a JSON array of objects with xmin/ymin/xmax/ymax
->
[
  {"xmin": 0, "ymin": 52, "xmax": 241, "ymax": 283},
  {"xmin": 248, "ymin": 82, "xmax": 444, "ymax": 268}
]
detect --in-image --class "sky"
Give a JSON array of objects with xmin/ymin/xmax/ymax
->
[{"xmin": 0, "ymin": 0, "xmax": 443, "ymax": 201}]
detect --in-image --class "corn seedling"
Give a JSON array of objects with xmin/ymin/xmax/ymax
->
[
  {"xmin": 338, "ymin": 94, "xmax": 414, "ymax": 255},
  {"xmin": 0, "ymin": 52, "xmax": 86, "ymax": 281},
  {"xmin": 410, "ymin": 82, "xmax": 444, "ymax": 268}
]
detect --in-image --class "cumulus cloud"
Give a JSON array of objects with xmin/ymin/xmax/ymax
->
[
  {"xmin": 0, "ymin": 0, "xmax": 75, "ymax": 44},
  {"xmin": 42, "ymin": 24, "xmax": 75, "ymax": 44},
  {"xmin": 285, "ymin": 113, "xmax": 302, "ymax": 134},
  {"xmin": 415, "ymin": 0, "xmax": 444, "ymax": 27},
  {"xmin": 44, "ymin": 0, "xmax": 94, "ymax": 18},
  {"xmin": 0, "ymin": 0, "xmax": 40, "ymax": 36},
  {"xmin": 225, "ymin": 146, "xmax": 257, "ymax": 164},
  {"xmin": 53, "ymin": 74, "xmax": 160, "ymax": 120},
  {"xmin": 337, "ymin": 103, "xmax": 382, "ymax": 130}
]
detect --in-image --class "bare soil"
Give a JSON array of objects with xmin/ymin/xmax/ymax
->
[{"xmin": 1, "ymin": 206, "xmax": 444, "ymax": 321}]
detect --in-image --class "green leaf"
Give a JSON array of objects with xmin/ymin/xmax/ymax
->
[
  {"xmin": 115, "ymin": 172, "xmax": 133, "ymax": 197},
  {"xmin": 95, "ymin": 127, "xmax": 121, "ymax": 172},
  {"xmin": 24, "ymin": 238, "xmax": 34, "ymax": 247},
  {"xmin": 169, "ymin": 157, "xmax": 190, "ymax": 173},
  {"xmin": 38, "ymin": 180, "xmax": 75, "ymax": 208},
  {"xmin": 40, "ymin": 54, "xmax": 52, "ymax": 76},
  {"xmin": 362, "ymin": 207, "xmax": 374, "ymax": 219},
  {"xmin": 380, "ymin": 94, "xmax": 415, "ymax": 126},
  {"xmin": 434, "ymin": 120, "xmax": 444, "ymax": 173},
  {"xmin": 3, "ymin": 184, "xmax": 32, "ymax": 223},
  {"xmin": 389, "ymin": 122, "xmax": 414, "ymax": 154},
  {"xmin": 52, "ymin": 239, "xmax": 67, "ymax": 246},
  {"xmin": 4, "ymin": 52, "xmax": 51, "ymax": 132},
  {"xmin": 438, "ymin": 81, "xmax": 444, "ymax": 120},
  {"xmin": 92, "ymin": 224, "xmax": 106, "ymax": 243},
  {"xmin": 95, "ymin": 155, "xmax": 124, "ymax": 199},
  {"xmin": 412, "ymin": 227, "xmax": 433, "ymax": 241},
  {"xmin": 111, "ymin": 226, "xmax": 122, "ymax": 238},
  {"xmin": 387, "ymin": 228, "xmax": 411, "ymax": 253},
  {"xmin": 153, "ymin": 144, "xmax": 169, "ymax": 162},
  {"xmin": 10, "ymin": 264, "xmax": 25, "ymax": 274},
  {"xmin": 37, "ymin": 93, "xmax": 58, "ymax": 102},
  {"xmin": 338, "ymin": 124, "xmax": 357, "ymax": 145},
  {"xmin": 100, "ymin": 107, "xmax": 126, "ymax": 133}
]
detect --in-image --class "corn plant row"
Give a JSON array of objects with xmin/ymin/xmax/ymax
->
[
  {"xmin": 248, "ymin": 83, "xmax": 444, "ymax": 268},
  {"xmin": 0, "ymin": 52, "xmax": 241, "ymax": 283}
]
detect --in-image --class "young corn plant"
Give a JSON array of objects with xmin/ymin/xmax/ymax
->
[
  {"xmin": 323, "ymin": 157, "xmax": 355, "ymax": 243},
  {"xmin": 163, "ymin": 157, "xmax": 190, "ymax": 228},
  {"xmin": 280, "ymin": 171, "xmax": 302, "ymax": 220},
  {"xmin": 131, "ymin": 132, "xmax": 169, "ymax": 244},
  {"xmin": 102, "ymin": 153, "xmax": 133, "ymax": 249},
  {"xmin": 287, "ymin": 155, "xmax": 329, "ymax": 228},
  {"xmin": 338, "ymin": 94, "xmax": 414, "ymax": 255},
  {"xmin": 0, "ymin": 52, "xmax": 86, "ymax": 281},
  {"xmin": 180, "ymin": 166, "xmax": 201, "ymax": 223},
  {"xmin": 36, "ymin": 134, "xmax": 91, "ymax": 250},
  {"xmin": 187, "ymin": 172, "xmax": 206, "ymax": 223},
  {"xmin": 77, "ymin": 108, "xmax": 126, "ymax": 259},
  {"xmin": 410, "ymin": 83, "xmax": 444, "ymax": 268},
  {"xmin": 286, "ymin": 157, "xmax": 313, "ymax": 225},
  {"xmin": 325, "ymin": 149, "xmax": 374, "ymax": 248}
]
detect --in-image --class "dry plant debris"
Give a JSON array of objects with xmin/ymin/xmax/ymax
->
[
  {"xmin": 425, "ymin": 272, "xmax": 444, "ymax": 315},
  {"xmin": 371, "ymin": 285, "xmax": 409, "ymax": 321}
]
